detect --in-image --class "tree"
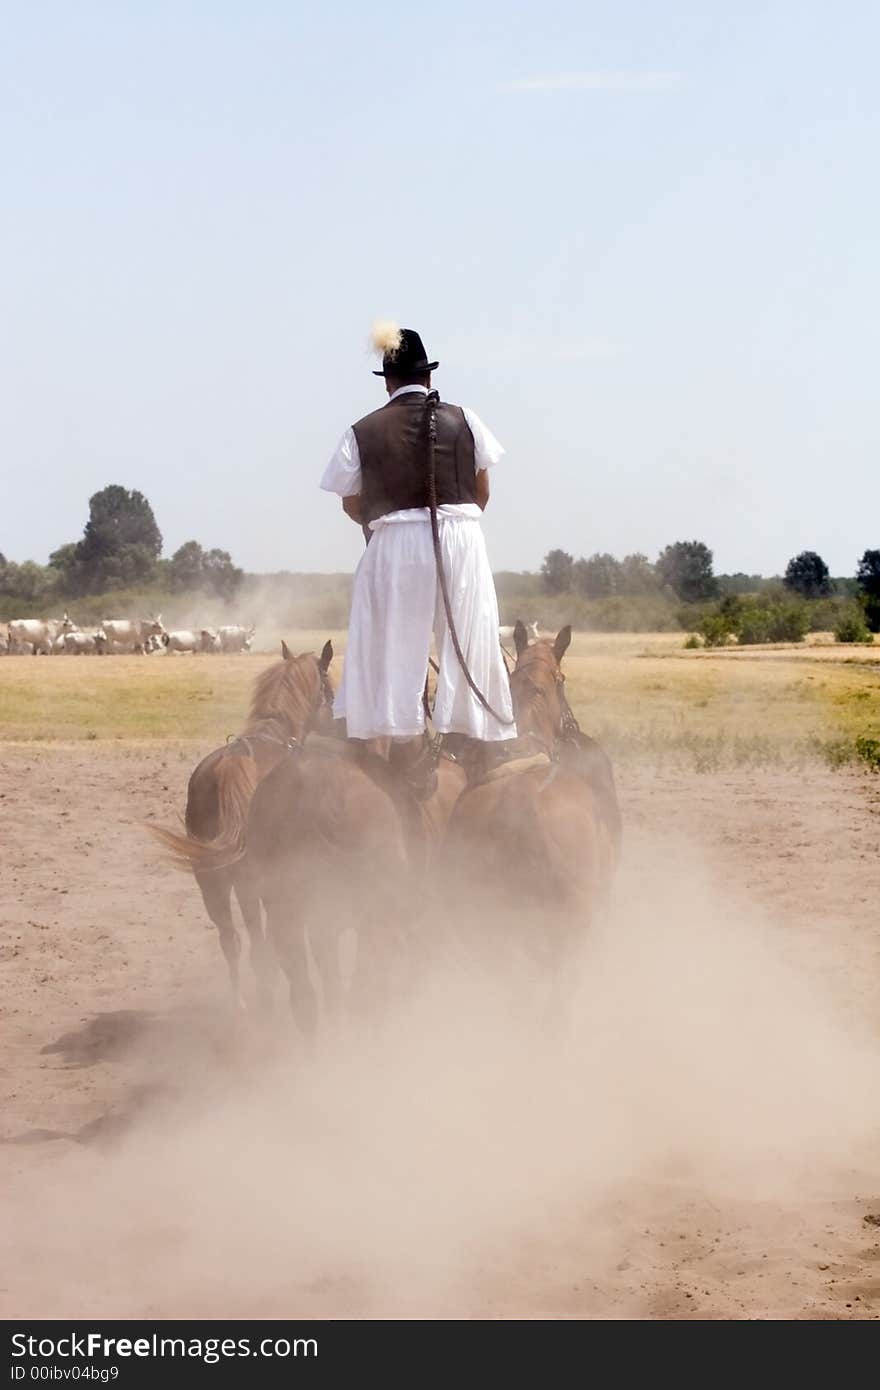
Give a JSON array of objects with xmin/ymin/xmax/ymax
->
[
  {"xmin": 716, "ymin": 572, "xmax": 765, "ymax": 596},
  {"xmin": 656, "ymin": 540, "xmax": 718, "ymax": 602},
  {"xmin": 75, "ymin": 485, "xmax": 162, "ymax": 592},
  {"xmin": 48, "ymin": 543, "xmax": 82, "ymax": 594},
  {"xmin": 0, "ymin": 560, "xmax": 53, "ymax": 605},
  {"xmin": 784, "ymin": 550, "xmax": 830, "ymax": 599},
  {"xmin": 572, "ymin": 552, "xmax": 622, "ymax": 598},
  {"xmin": 170, "ymin": 540, "xmax": 206, "ymax": 592},
  {"xmin": 856, "ymin": 550, "xmax": 880, "ymax": 598},
  {"xmin": 856, "ymin": 549, "xmax": 880, "ymax": 632},
  {"xmin": 202, "ymin": 548, "xmax": 243, "ymax": 599},
  {"xmin": 540, "ymin": 549, "xmax": 574, "ymax": 594},
  {"xmin": 98, "ymin": 543, "xmax": 160, "ymax": 590},
  {"xmin": 619, "ymin": 552, "xmax": 658, "ymax": 595},
  {"xmin": 170, "ymin": 540, "xmax": 243, "ymax": 598}
]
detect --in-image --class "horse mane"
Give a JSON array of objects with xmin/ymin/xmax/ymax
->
[
  {"xmin": 247, "ymin": 652, "xmax": 324, "ymax": 738},
  {"xmin": 512, "ymin": 638, "xmax": 557, "ymax": 674}
]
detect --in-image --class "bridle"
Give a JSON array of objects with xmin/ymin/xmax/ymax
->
[
  {"xmin": 557, "ymin": 673, "xmax": 581, "ymax": 742},
  {"xmin": 317, "ymin": 665, "xmax": 335, "ymax": 721},
  {"xmin": 226, "ymin": 659, "xmax": 335, "ymax": 757},
  {"xmin": 508, "ymin": 655, "xmax": 581, "ymax": 759}
]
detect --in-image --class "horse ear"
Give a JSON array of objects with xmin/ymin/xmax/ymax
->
[
  {"xmin": 553, "ymin": 625, "xmax": 572, "ymax": 663},
  {"xmin": 513, "ymin": 620, "xmax": 529, "ymax": 655},
  {"xmin": 320, "ymin": 640, "xmax": 333, "ymax": 671},
  {"xmin": 281, "ymin": 640, "xmax": 292, "ymax": 660}
]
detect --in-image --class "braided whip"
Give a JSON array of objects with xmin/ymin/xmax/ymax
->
[{"xmin": 425, "ymin": 390, "xmax": 515, "ymax": 726}]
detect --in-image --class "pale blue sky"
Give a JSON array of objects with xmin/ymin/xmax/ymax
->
[{"xmin": 2, "ymin": 1, "xmax": 878, "ymax": 575}]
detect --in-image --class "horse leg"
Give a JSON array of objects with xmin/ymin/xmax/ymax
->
[
  {"xmin": 349, "ymin": 925, "xmax": 383, "ymax": 1029},
  {"xmin": 234, "ymin": 869, "xmax": 274, "ymax": 1013},
  {"xmin": 267, "ymin": 900, "xmax": 318, "ymax": 1044},
  {"xmin": 308, "ymin": 921, "xmax": 344, "ymax": 1032},
  {"xmin": 195, "ymin": 869, "xmax": 244, "ymax": 1008},
  {"xmin": 349, "ymin": 881, "xmax": 408, "ymax": 1029}
]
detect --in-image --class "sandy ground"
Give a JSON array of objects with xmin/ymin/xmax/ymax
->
[{"xmin": 1, "ymin": 742, "xmax": 879, "ymax": 1320}]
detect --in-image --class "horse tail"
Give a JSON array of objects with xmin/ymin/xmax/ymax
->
[{"xmin": 149, "ymin": 757, "xmax": 259, "ymax": 872}]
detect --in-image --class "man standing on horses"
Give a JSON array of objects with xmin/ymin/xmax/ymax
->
[{"xmin": 321, "ymin": 322, "xmax": 516, "ymax": 793}]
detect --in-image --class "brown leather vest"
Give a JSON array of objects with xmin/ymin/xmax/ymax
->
[{"xmin": 352, "ymin": 392, "xmax": 478, "ymax": 526}]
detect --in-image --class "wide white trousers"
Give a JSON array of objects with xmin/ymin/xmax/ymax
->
[{"xmin": 335, "ymin": 515, "xmax": 516, "ymax": 741}]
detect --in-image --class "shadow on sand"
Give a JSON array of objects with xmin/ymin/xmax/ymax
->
[
  {"xmin": 39, "ymin": 1003, "xmax": 236, "ymax": 1069},
  {"xmin": 4, "ymin": 1000, "xmax": 254, "ymax": 1151}
]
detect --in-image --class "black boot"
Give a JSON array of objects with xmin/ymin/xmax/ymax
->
[
  {"xmin": 439, "ymin": 734, "xmax": 512, "ymax": 783},
  {"xmin": 438, "ymin": 732, "xmax": 471, "ymax": 764},
  {"xmin": 389, "ymin": 735, "xmax": 438, "ymax": 802}
]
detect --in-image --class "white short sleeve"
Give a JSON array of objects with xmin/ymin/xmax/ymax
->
[
  {"xmin": 462, "ymin": 408, "xmax": 505, "ymax": 471},
  {"xmin": 320, "ymin": 427, "xmax": 362, "ymax": 497}
]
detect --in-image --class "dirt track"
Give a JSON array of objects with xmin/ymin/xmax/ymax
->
[{"xmin": 1, "ymin": 743, "xmax": 879, "ymax": 1319}]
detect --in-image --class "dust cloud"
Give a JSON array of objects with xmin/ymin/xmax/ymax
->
[
  {"xmin": 138, "ymin": 574, "xmax": 351, "ymax": 649},
  {"xmin": 4, "ymin": 841, "xmax": 878, "ymax": 1319}
]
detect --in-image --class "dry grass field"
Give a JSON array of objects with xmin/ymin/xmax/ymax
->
[
  {"xmin": 2, "ymin": 629, "xmax": 878, "ymax": 765},
  {"xmin": 1, "ymin": 632, "xmax": 879, "ymax": 1319}
]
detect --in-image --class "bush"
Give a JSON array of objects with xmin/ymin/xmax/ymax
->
[
  {"xmin": 768, "ymin": 601, "xmax": 811, "ymax": 642},
  {"xmin": 738, "ymin": 600, "xmax": 809, "ymax": 645},
  {"xmin": 809, "ymin": 595, "xmax": 862, "ymax": 632},
  {"xmin": 863, "ymin": 594, "xmax": 880, "ymax": 634},
  {"xmin": 855, "ymin": 735, "xmax": 880, "ymax": 772},
  {"xmin": 834, "ymin": 612, "xmax": 874, "ymax": 644},
  {"xmin": 698, "ymin": 613, "xmax": 733, "ymax": 647},
  {"xmin": 737, "ymin": 607, "xmax": 773, "ymax": 645},
  {"xmin": 683, "ymin": 634, "xmax": 702, "ymax": 649}
]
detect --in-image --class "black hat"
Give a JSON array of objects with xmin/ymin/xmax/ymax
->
[{"xmin": 372, "ymin": 327, "xmax": 439, "ymax": 377}]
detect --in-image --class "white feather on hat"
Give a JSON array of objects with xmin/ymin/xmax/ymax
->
[{"xmin": 370, "ymin": 319, "xmax": 402, "ymax": 358}]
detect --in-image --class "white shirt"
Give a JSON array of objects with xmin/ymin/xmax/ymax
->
[{"xmin": 320, "ymin": 384, "xmax": 504, "ymax": 527}]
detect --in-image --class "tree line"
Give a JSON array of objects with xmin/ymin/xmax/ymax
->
[
  {"xmin": 0, "ymin": 485, "xmax": 243, "ymax": 608},
  {"xmin": 538, "ymin": 541, "xmax": 880, "ymax": 632},
  {"xmin": 540, "ymin": 541, "xmax": 719, "ymax": 603},
  {"xmin": 4, "ymin": 500, "xmax": 879, "ymax": 642},
  {"xmin": 534, "ymin": 541, "xmax": 879, "ymax": 645}
]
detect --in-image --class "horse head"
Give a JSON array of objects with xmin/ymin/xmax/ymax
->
[
  {"xmin": 253, "ymin": 639, "xmax": 336, "ymax": 738},
  {"xmin": 509, "ymin": 621, "xmax": 572, "ymax": 748}
]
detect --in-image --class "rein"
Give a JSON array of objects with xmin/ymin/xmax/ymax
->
[
  {"xmin": 227, "ymin": 730, "xmax": 301, "ymax": 757},
  {"xmin": 425, "ymin": 390, "xmax": 515, "ymax": 727}
]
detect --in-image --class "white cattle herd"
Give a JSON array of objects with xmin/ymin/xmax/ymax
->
[
  {"xmin": 1, "ymin": 617, "xmax": 538, "ymax": 657},
  {"xmin": 0, "ymin": 614, "xmax": 256, "ymax": 656}
]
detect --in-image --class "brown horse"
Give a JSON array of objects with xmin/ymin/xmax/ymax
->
[
  {"xmin": 443, "ymin": 622, "xmax": 618, "ymax": 1017},
  {"xmin": 242, "ymin": 736, "xmax": 467, "ymax": 1038},
  {"xmin": 151, "ymin": 640, "xmax": 334, "ymax": 1006}
]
